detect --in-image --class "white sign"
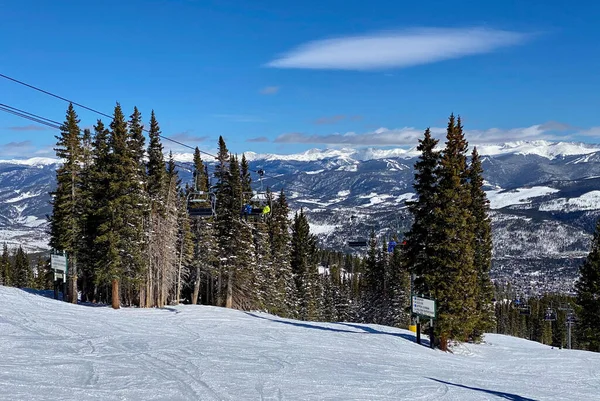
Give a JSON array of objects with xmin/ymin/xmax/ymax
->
[
  {"xmin": 412, "ymin": 295, "xmax": 436, "ymax": 319},
  {"xmin": 51, "ymin": 254, "xmax": 67, "ymax": 273}
]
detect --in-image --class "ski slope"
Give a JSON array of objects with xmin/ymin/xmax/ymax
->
[{"xmin": 1, "ymin": 286, "xmax": 599, "ymax": 401}]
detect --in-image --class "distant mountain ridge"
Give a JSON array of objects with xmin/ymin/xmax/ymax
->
[{"xmin": 3, "ymin": 139, "xmax": 600, "ymax": 295}]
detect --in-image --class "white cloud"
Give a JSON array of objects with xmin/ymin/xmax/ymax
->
[
  {"xmin": 266, "ymin": 27, "xmax": 530, "ymax": 70},
  {"xmin": 273, "ymin": 123, "xmax": 577, "ymax": 146}
]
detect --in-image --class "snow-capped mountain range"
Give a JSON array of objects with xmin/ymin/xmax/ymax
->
[{"xmin": 3, "ymin": 140, "xmax": 600, "ymax": 295}]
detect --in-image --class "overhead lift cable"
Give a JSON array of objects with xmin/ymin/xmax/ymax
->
[
  {"xmin": 0, "ymin": 72, "xmax": 320, "ymax": 197},
  {"xmin": 0, "ymin": 72, "xmax": 218, "ymax": 160}
]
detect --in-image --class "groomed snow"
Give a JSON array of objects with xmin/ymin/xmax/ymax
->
[
  {"xmin": 486, "ymin": 186, "xmax": 560, "ymax": 209},
  {"xmin": 2, "ymin": 286, "xmax": 599, "ymax": 401}
]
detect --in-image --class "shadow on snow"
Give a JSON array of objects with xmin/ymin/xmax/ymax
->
[
  {"xmin": 427, "ymin": 378, "xmax": 538, "ymax": 401},
  {"xmin": 244, "ymin": 312, "xmax": 430, "ymax": 346}
]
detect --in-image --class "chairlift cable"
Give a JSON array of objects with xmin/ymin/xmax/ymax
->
[{"xmin": 0, "ymin": 72, "xmax": 218, "ymax": 160}]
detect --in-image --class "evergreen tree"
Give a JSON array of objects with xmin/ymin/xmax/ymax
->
[
  {"xmin": 0, "ymin": 243, "xmax": 11, "ymax": 286},
  {"xmin": 87, "ymin": 119, "xmax": 111, "ymax": 303},
  {"xmin": 125, "ymin": 106, "xmax": 148, "ymax": 305},
  {"xmin": 12, "ymin": 246, "xmax": 30, "ymax": 288},
  {"xmin": 214, "ymin": 136, "xmax": 230, "ymax": 306},
  {"xmin": 33, "ymin": 256, "xmax": 53, "ymax": 290},
  {"xmin": 240, "ymin": 154, "xmax": 252, "ymax": 198},
  {"xmin": 468, "ymin": 147, "xmax": 495, "ymax": 339},
  {"xmin": 144, "ymin": 111, "xmax": 167, "ymax": 307},
  {"xmin": 77, "ymin": 128, "xmax": 95, "ymax": 301},
  {"xmin": 228, "ymin": 155, "xmax": 256, "ymax": 310},
  {"xmin": 385, "ymin": 243, "xmax": 411, "ymax": 328},
  {"xmin": 95, "ymin": 103, "xmax": 131, "ymax": 309},
  {"xmin": 49, "ymin": 103, "xmax": 83, "ymax": 303},
  {"xmin": 269, "ymin": 189, "xmax": 297, "ymax": 317},
  {"xmin": 291, "ymin": 209, "xmax": 319, "ymax": 320},
  {"xmin": 404, "ymin": 128, "xmax": 441, "ymax": 296},
  {"xmin": 575, "ymin": 218, "xmax": 600, "ymax": 352},
  {"xmin": 432, "ymin": 115, "xmax": 478, "ymax": 349}
]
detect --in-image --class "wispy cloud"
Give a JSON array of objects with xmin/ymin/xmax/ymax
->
[
  {"xmin": 7, "ymin": 125, "xmax": 50, "ymax": 131},
  {"xmin": 273, "ymin": 122, "xmax": 577, "ymax": 147},
  {"xmin": 0, "ymin": 140, "xmax": 35, "ymax": 156},
  {"xmin": 274, "ymin": 128, "xmax": 425, "ymax": 146},
  {"xmin": 266, "ymin": 27, "xmax": 531, "ymax": 70},
  {"xmin": 168, "ymin": 131, "xmax": 209, "ymax": 143},
  {"xmin": 246, "ymin": 136, "xmax": 270, "ymax": 143},
  {"xmin": 260, "ymin": 86, "xmax": 280, "ymax": 95},
  {"xmin": 577, "ymin": 127, "xmax": 600, "ymax": 137}
]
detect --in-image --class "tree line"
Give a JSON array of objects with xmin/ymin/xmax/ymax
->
[
  {"xmin": 46, "ymin": 103, "xmax": 412, "ymax": 326},
  {"xmin": 31, "ymin": 105, "xmax": 600, "ymax": 352},
  {"xmin": 0, "ymin": 243, "xmax": 53, "ymax": 290}
]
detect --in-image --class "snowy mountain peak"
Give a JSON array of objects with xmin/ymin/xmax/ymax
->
[
  {"xmin": 0, "ymin": 157, "xmax": 60, "ymax": 166},
  {"xmin": 475, "ymin": 140, "xmax": 600, "ymax": 159}
]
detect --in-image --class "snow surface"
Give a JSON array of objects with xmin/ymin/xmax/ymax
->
[
  {"xmin": 4, "ymin": 191, "xmax": 39, "ymax": 203},
  {"xmin": 540, "ymin": 190, "xmax": 600, "ymax": 212},
  {"xmin": 2, "ymin": 286, "xmax": 599, "ymax": 401},
  {"xmin": 308, "ymin": 222, "xmax": 338, "ymax": 235},
  {"xmin": 486, "ymin": 186, "xmax": 560, "ymax": 209},
  {"xmin": 3, "ymin": 141, "xmax": 600, "ymax": 167},
  {"xmin": 0, "ymin": 157, "xmax": 59, "ymax": 166}
]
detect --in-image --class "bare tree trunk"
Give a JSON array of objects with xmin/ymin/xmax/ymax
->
[
  {"xmin": 226, "ymin": 269, "xmax": 233, "ymax": 308},
  {"xmin": 192, "ymin": 266, "xmax": 201, "ymax": 305},
  {"xmin": 217, "ymin": 269, "xmax": 223, "ymax": 306},
  {"xmin": 139, "ymin": 283, "xmax": 146, "ymax": 308},
  {"xmin": 70, "ymin": 274, "xmax": 78, "ymax": 304},
  {"xmin": 176, "ymin": 237, "xmax": 184, "ymax": 305},
  {"xmin": 111, "ymin": 278, "xmax": 120, "ymax": 309}
]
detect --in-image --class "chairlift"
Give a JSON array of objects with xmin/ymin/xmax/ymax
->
[
  {"xmin": 347, "ymin": 215, "xmax": 367, "ymax": 248},
  {"xmin": 187, "ymin": 170, "xmax": 216, "ymax": 218},
  {"xmin": 544, "ymin": 307, "xmax": 557, "ymax": 321},
  {"xmin": 241, "ymin": 169, "xmax": 271, "ymax": 219},
  {"xmin": 519, "ymin": 305, "xmax": 531, "ymax": 316}
]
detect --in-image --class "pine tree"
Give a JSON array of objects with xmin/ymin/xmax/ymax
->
[
  {"xmin": 49, "ymin": 103, "xmax": 83, "ymax": 303},
  {"xmin": 269, "ymin": 189, "xmax": 297, "ymax": 318},
  {"xmin": 291, "ymin": 209, "xmax": 319, "ymax": 320},
  {"xmin": 468, "ymin": 147, "xmax": 495, "ymax": 339},
  {"xmin": 144, "ymin": 111, "xmax": 167, "ymax": 307},
  {"xmin": 1, "ymin": 243, "xmax": 11, "ymax": 286},
  {"xmin": 125, "ymin": 106, "xmax": 148, "ymax": 305},
  {"xmin": 432, "ymin": 114, "xmax": 478, "ymax": 349},
  {"xmin": 386, "ymin": 243, "xmax": 411, "ymax": 328},
  {"xmin": 405, "ymin": 127, "xmax": 441, "ymax": 296},
  {"xmin": 228, "ymin": 155, "xmax": 256, "ymax": 310},
  {"xmin": 33, "ymin": 256, "xmax": 53, "ymax": 290},
  {"xmin": 214, "ymin": 136, "xmax": 230, "ymax": 306},
  {"xmin": 575, "ymin": 218, "xmax": 600, "ymax": 352},
  {"xmin": 77, "ymin": 128, "xmax": 95, "ymax": 301},
  {"xmin": 87, "ymin": 119, "xmax": 111, "ymax": 303},
  {"xmin": 95, "ymin": 103, "xmax": 132, "ymax": 309},
  {"xmin": 12, "ymin": 246, "xmax": 31, "ymax": 288}
]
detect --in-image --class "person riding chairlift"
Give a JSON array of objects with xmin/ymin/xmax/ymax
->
[
  {"xmin": 242, "ymin": 203, "xmax": 253, "ymax": 220},
  {"xmin": 387, "ymin": 240, "xmax": 397, "ymax": 253},
  {"xmin": 262, "ymin": 204, "xmax": 271, "ymax": 215}
]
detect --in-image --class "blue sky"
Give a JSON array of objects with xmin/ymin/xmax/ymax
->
[{"xmin": 1, "ymin": 0, "xmax": 599, "ymax": 158}]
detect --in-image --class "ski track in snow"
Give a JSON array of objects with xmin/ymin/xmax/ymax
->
[{"xmin": 1, "ymin": 286, "xmax": 600, "ymax": 400}]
